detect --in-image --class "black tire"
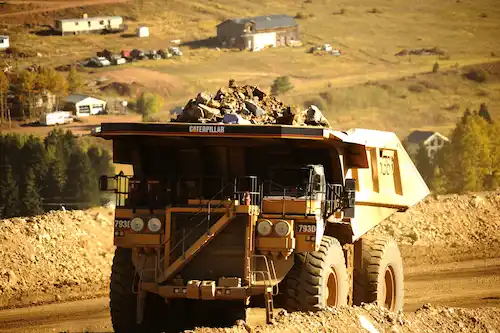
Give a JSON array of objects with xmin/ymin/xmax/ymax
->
[
  {"xmin": 110, "ymin": 247, "xmax": 174, "ymax": 333},
  {"xmin": 283, "ymin": 236, "xmax": 349, "ymax": 311},
  {"xmin": 353, "ymin": 236, "xmax": 404, "ymax": 312}
]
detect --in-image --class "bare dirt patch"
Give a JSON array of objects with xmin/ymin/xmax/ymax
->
[
  {"xmin": 0, "ymin": 0, "xmax": 129, "ymax": 19},
  {"xmin": 99, "ymin": 68, "xmax": 189, "ymax": 97}
]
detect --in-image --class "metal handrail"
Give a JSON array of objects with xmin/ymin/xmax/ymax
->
[{"xmin": 166, "ymin": 182, "xmax": 233, "ymax": 255}]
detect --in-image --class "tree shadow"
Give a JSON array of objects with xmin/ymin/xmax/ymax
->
[
  {"xmin": 180, "ymin": 37, "xmax": 220, "ymax": 49},
  {"xmin": 120, "ymin": 33, "xmax": 136, "ymax": 38},
  {"xmin": 20, "ymin": 121, "xmax": 44, "ymax": 127},
  {"xmin": 31, "ymin": 26, "xmax": 58, "ymax": 36}
]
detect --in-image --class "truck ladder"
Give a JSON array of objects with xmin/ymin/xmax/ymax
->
[{"xmin": 251, "ymin": 254, "xmax": 278, "ymax": 324}]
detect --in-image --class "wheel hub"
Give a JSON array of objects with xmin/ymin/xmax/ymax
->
[
  {"xmin": 382, "ymin": 265, "xmax": 396, "ymax": 310},
  {"xmin": 326, "ymin": 268, "xmax": 338, "ymax": 306}
]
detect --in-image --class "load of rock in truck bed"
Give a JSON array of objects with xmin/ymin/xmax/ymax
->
[{"xmin": 172, "ymin": 79, "xmax": 330, "ymax": 127}]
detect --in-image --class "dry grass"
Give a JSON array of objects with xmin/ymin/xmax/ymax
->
[{"xmin": 0, "ymin": 0, "xmax": 499, "ymax": 138}]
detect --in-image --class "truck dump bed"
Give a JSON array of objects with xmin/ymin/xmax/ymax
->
[{"xmin": 93, "ymin": 122, "xmax": 429, "ymax": 241}]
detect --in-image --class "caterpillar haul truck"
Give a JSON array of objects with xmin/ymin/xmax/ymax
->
[{"xmin": 93, "ymin": 122, "xmax": 429, "ymax": 333}]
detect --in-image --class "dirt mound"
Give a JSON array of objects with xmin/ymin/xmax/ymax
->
[
  {"xmin": 194, "ymin": 304, "xmax": 500, "ymax": 333},
  {"xmin": 369, "ymin": 191, "xmax": 500, "ymax": 265},
  {"xmin": 99, "ymin": 81, "xmax": 144, "ymax": 96},
  {"xmin": 0, "ymin": 208, "xmax": 114, "ymax": 309}
]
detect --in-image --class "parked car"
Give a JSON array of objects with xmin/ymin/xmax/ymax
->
[
  {"xmin": 130, "ymin": 49, "xmax": 146, "ymax": 60},
  {"xmin": 144, "ymin": 50, "xmax": 161, "ymax": 60},
  {"xmin": 158, "ymin": 49, "xmax": 172, "ymax": 59},
  {"xmin": 168, "ymin": 46, "xmax": 182, "ymax": 56},
  {"xmin": 112, "ymin": 57, "xmax": 127, "ymax": 65},
  {"xmin": 88, "ymin": 56, "xmax": 111, "ymax": 67}
]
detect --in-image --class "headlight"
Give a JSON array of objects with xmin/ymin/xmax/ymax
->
[
  {"xmin": 130, "ymin": 217, "xmax": 144, "ymax": 232},
  {"xmin": 257, "ymin": 219, "xmax": 273, "ymax": 236},
  {"xmin": 275, "ymin": 220, "xmax": 291, "ymax": 237},
  {"xmin": 147, "ymin": 218, "xmax": 162, "ymax": 232}
]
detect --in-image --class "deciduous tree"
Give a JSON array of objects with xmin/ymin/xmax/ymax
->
[{"xmin": 0, "ymin": 71, "xmax": 10, "ymax": 125}]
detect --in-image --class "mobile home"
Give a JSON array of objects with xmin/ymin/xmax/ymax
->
[{"xmin": 54, "ymin": 15, "xmax": 124, "ymax": 36}]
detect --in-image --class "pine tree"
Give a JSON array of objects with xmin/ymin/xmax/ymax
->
[
  {"xmin": 87, "ymin": 146, "xmax": 115, "ymax": 177},
  {"xmin": 271, "ymin": 76, "xmax": 294, "ymax": 96},
  {"xmin": 21, "ymin": 135, "xmax": 48, "ymax": 185},
  {"xmin": 65, "ymin": 148, "xmax": 99, "ymax": 209},
  {"xmin": 43, "ymin": 156, "xmax": 67, "ymax": 202},
  {"xmin": 21, "ymin": 167, "xmax": 43, "ymax": 216},
  {"xmin": 478, "ymin": 103, "xmax": 492, "ymax": 124},
  {"xmin": 0, "ymin": 162, "xmax": 20, "ymax": 218}
]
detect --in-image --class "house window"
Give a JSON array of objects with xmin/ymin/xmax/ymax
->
[
  {"xmin": 75, "ymin": 22, "xmax": 79, "ymax": 26},
  {"xmin": 88, "ymin": 21, "xmax": 92, "ymax": 27},
  {"xmin": 0, "ymin": 39, "xmax": 3, "ymax": 44},
  {"xmin": 99, "ymin": 20, "xmax": 104, "ymax": 25},
  {"xmin": 436, "ymin": 137, "xmax": 442, "ymax": 146}
]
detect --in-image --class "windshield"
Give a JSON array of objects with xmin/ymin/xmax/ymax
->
[{"xmin": 267, "ymin": 167, "xmax": 311, "ymax": 196}]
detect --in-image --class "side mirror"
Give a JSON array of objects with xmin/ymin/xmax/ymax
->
[
  {"xmin": 99, "ymin": 175, "xmax": 116, "ymax": 192},
  {"xmin": 99, "ymin": 176, "xmax": 108, "ymax": 191},
  {"xmin": 343, "ymin": 178, "xmax": 356, "ymax": 218}
]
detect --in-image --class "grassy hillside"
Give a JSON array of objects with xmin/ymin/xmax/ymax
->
[{"xmin": 1, "ymin": 0, "xmax": 499, "ymax": 138}]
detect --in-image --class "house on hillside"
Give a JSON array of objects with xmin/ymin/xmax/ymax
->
[
  {"xmin": 54, "ymin": 14, "xmax": 124, "ymax": 36},
  {"xmin": 405, "ymin": 130, "xmax": 450, "ymax": 159},
  {"xmin": 63, "ymin": 94, "xmax": 107, "ymax": 116},
  {"xmin": 0, "ymin": 36, "xmax": 9, "ymax": 50},
  {"xmin": 216, "ymin": 14, "xmax": 300, "ymax": 51}
]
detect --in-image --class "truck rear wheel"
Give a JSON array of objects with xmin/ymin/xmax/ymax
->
[
  {"xmin": 353, "ymin": 236, "xmax": 404, "ymax": 312},
  {"xmin": 110, "ymin": 247, "xmax": 174, "ymax": 333},
  {"xmin": 283, "ymin": 236, "xmax": 349, "ymax": 311}
]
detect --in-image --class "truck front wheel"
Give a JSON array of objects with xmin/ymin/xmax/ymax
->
[
  {"xmin": 110, "ymin": 247, "xmax": 176, "ymax": 333},
  {"xmin": 353, "ymin": 236, "xmax": 404, "ymax": 312},
  {"xmin": 283, "ymin": 236, "xmax": 349, "ymax": 311}
]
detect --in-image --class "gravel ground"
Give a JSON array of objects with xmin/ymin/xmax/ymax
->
[{"xmin": 193, "ymin": 304, "xmax": 500, "ymax": 333}]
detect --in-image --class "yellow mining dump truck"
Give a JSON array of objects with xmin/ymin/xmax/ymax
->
[{"xmin": 93, "ymin": 122, "xmax": 429, "ymax": 333}]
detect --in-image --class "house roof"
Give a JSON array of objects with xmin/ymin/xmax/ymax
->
[
  {"xmin": 65, "ymin": 94, "xmax": 105, "ymax": 104},
  {"xmin": 219, "ymin": 14, "xmax": 297, "ymax": 30},
  {"xmin": 406, "ymin": 130, "xmax": 449, "ymax": 144},
  {"xmin": 0, "ymin": 35, "xmax": 8, "ymax": 39},
  {"xmin": 56, "ymin": 16, "xmax": 122, "ymax": 23}
]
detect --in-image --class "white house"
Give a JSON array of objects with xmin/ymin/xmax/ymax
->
[
  {"xmin": 0, "ymin": 36, "xmax": 9, "ymax": 50},
  {"xmin": 64, "ymin": 94, "xmax": 107, "ymax": 116},
  {"xmin": 405, "ymin": 130, "xmax": 450, "ymax": 159},
  {"xmin": 54, "ymin": 15, "xmax": 123, "ymax": 35}
]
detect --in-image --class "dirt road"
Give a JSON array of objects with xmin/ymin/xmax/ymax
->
[{"xmin": 0, "ymin": 258, "xmax": 498, "ymax": 333}]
